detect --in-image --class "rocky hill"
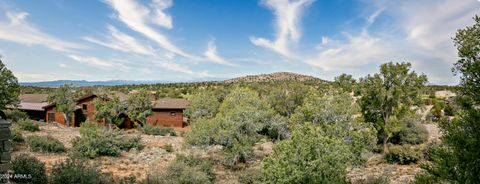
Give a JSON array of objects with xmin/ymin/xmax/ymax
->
[{"xmin": 224, "ymin": 72, "xmax": 326, "ymax": 83}]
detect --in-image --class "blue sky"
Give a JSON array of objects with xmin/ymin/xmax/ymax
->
[{"xmin": 0, "ymin": 0, "xmax": 478, "ymax": 84}]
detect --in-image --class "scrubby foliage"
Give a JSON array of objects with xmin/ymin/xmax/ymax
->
[
  {"xmin": 356, "ymin": 175, "xmax": 390, "ymax": 184},
  {"xmin": 10, "ymin": 154, "xmax": 48, "ymax": 184},
  {"xmin": 10, "ymin": 129, "xmax": 24, "ymax": 143},
  {"xmin": 390, "ymin": 115, "xmax": 428, "ymax": 145},
  {"xmin": 266, "ymin": 82, "xmax": 309, "ymax": 117},
  {"xmin": 50, "ymin": 158, "xmax": 113, "ymax": 184},
  {"xmin": 237, "ymin": 167, "xmax": 262, "ymax": 184},
  {"xmin": 17, "ymin": 119, "xmax": 39, "ymax": 132},
  {"xmin": 185, "ymin": 90, "xmax": 220, "ymax": 120},
  {"xmin": 47, "ymin": 84, "xmax": 78, "ymax": 127},
  {"xmin": 262, "ymin": 123, "xmax": 352, "ymax": 184},
  {"xmin": 126, "ymin": 89, "xmax": 152, "ymax": 126},
  {"xmin": 186, "ymin": 88, "xmax": 289, "ymax": 166},
  {"xmin": 415, "ymin": 15, "xmax": 480, "ymax": 183},
  {"xmin": 290, "ymin": 90, "xmax": 377, "ymax": 165},
  {"xmin": 4, "ymin": 109, "xmax": 28, "ymax": 122},
  {"xmin": 143, "ymin": 124, "xmax": 176, "ymax": 136},
  {"xmin": 145, "ymin": 154, "xmax": 214, "ymax": 184},
  {"xmin": 27, "ymin": 135, "xmax": 65, "ymax": 153},
  {"xmin": 385, "ymin": 144, "xmax": 424, "ymax": 164},
  {"xmin": 0, "ymin": 57, "xmax": 20, "ymax": 110},
  {"xmin": 72, "ymin": 121, "xmax": 140, "ymax": 158},
  {"xmin": 92, "ymin": 93, "xmax": 127, "ymax": 128}
]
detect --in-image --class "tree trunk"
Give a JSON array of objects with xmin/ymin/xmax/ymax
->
[{"xmin": 62, "ymin": 113, "xmax": 70, "ymax": 127}]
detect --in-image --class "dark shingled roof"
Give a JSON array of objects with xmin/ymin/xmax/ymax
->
[{"xmin": 152, "ymin": 98, "xmax": 188, "ymax": 109}]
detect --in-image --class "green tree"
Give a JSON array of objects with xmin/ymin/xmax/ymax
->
[
  {"xmin": 266, "ymin": 82, "xmax": 309, "ymax": 117},
  {"xmin": 416, "ymin": 15, "xmax": 480, "ymax": 184},
  {"xmin": 47, "ymin": 84, "xmax": 77, "ymax": 127},
  {"xmin": 186, "ymin": 88, "xmax": 288, "ymax": 166},
  {"xmin": 126, "ymin": 89, "xmax": 152, "ymax": 127},
  {"xmin": 359, "ymin": 62, "xmax": 427, "ymax": 152},
  {"xmin": 0, "ymin": 57, "xmax": 19, "ymax": 110},
  {"xmin": 93, "ymin": 93, "xmax": 126, "ymax": 128},
  {"xmin": 185, "ymin": 90, "xmax": 220, "ymax": 121},
  {"xmin": 334, "ymin": 73, "xmax": 357, "ymax": 93},
  {"xmin": 262, "ymin": 123, "xmax": 352, "ymax": 184},
  {"xmin": 290, "ymin": 90, "xmax": 377, "ymax": 165}
]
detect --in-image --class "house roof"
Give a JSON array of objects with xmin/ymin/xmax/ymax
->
[
  {"xmin": 19, "ymin": 102, "xmax": 50, "ymax": 111},
  {"xmin": 19, "ymin": 94, "xmax": 49, "ymax": 103},
  {"xmin": 152, "ymin": 98, "xmax": 188, "ymax": 109},
  {"xmin": 12, "ymin": 94, "xmax": 50, "ymax": 111}
]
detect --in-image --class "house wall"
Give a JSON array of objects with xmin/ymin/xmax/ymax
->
[
  {"xmin": 146, "ymin": 109, "xmax": 183, "ymax": 127},
  {"xmin": 78, "ymin": 96, "xmax": 96, "ymax": 121},
  {"xmin": 45, "ymin": 108, "xmax": 74, "ymax": 126}
]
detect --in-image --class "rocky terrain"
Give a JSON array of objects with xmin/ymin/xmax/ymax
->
[{"xmin": 224, "ymin": 72, "xmax": 327, "ymax": 83}]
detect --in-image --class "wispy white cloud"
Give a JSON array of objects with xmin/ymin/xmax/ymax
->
[
  {"xmin": 83, "ymin": 25, "xmax": 156, "ymax": 56},
  {"xmin": 204, "ymin": 39, "xmax": 238, "ymax": 67},
  {"xmin": 250, "ymin": 0, "xmax": 315, "ymax": 58},
  {"xmin": 105, "ymin": 0, "xmax": 193, "ymax": 58},
  {"xmin": 0, "ymin": 11, "xmax": 83, "ymax": 52},
  {"xmin": 307, "ymin": 31, "xmax": 393, "ymax": 70},
  {"xmin": 67, "ymin": 54, "xmax": 135, "ymax": 72}
]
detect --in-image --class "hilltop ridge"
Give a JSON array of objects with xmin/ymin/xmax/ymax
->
[{"xmin": 224, "ymin": 72, "xmax": 326, "ymax": 83}]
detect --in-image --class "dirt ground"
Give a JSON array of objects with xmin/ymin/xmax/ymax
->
[{"xmin": 11, "ymin": 121, "xmax": 441, "ymax": 183}]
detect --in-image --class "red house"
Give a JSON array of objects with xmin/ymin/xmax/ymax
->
[{"xmin": 43, "ymin": 93, "xmax": 188, "ymax": 128}]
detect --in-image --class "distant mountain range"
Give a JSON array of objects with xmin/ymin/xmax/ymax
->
[
  {"xmin": 19, "ymin": 79, "xmax": 224, "ymax": 87},
  {"xmin": 20, "ymin": 72, "xmax": 327, "ymax": 87}
]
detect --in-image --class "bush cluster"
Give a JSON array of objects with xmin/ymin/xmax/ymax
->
[
  {"xmin": 237, "ymin": 167, "xmax": 262, "ymax": 184},
  {"xmin": 145, "ymin": 154, "xmax": 214, "ymax": 184},
  {"xmin": 50, "ymin": 158, "xmax": 113, "ymax": 184},
  {"xmin": 5, "ymin": 109, "xmax": 28, "ymax": 122},
  {"xmin": 72, "ymin": 121, "xmax": 141, "ymax": 158},
  {"xmin": 143, "ymin": 124, "xmax": 176, "ymax": 136},
  {"xmin": 27, "ymin": 135, "xmax": 65, "ymax": 153},
  {"xmin": 390, "ymin": 120, "xmax": 428, "ymax": 145},
  {"xmin": 17, "ymin": 119, "xmax": 39, "ymax": 132},
  {"xmin": 10, "ymin": 129, "xmax": 24, "ymax": 142},
  {"xmin": 385, "ymin": 144, "xmax": 424, "ymax": 164},
  {"xmin": 356, "ymin": 175, "xmax": 390, "ymax": 184},
  {"xmin": 10, "ymin": 154, "xmax": 48, "ymax": 184}
]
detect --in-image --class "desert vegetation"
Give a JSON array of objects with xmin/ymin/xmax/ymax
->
[{"xmin": 0, "ymin": 15, "xmax": 478, "ymax": 184}]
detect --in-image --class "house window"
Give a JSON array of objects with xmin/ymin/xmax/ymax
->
[
  {"xmin": 170, "ymin": 112, "xmax": 176, "ymax": 116},
  {"xmin": 82, "ymin": 104, "xmax": 87, "ymax": 110}
]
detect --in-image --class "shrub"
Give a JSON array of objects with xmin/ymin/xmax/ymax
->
[
  {"xmin": 5, "ymin": 109, "xmax": 28, "ymax": 122},
  {"xmin": 27, "ymin": 135, "xmax": 65, "ymax": 153},
  {"xmin": 10, "ymin": 129, "xmax": 24, "ymax": 142},
  {"xmin": 390, "ymin": 120, "xmax": 428, "ymax": 145},
  {"xmin": 72, "ymin": 121, "xmax": 141, "ymax": 158},
  {"xmin": 119, "ymin": 175, "xmax": 137, "ymax": 184},
  {"xmin": 145, "ymin": 155, "xmax": 214, "ymax": 184},
  {"xmin": 443, "ymin": 104, "xmax": 455, "ymax": 116},
  {"xmin": 424, "ymin": 141, "xmax": 441, "ymax": 161},
  {"xmin": 50, "ymin": 159, "xmax": 113, "ymax": 184},
  {"xmin": 17, "ymin": 119, "xmax": 39, "ymax": 132},
  {"xmin": 143, "ymin": 124, "xmax": 176, "ymax": 136},
  {"xmin": 385, "ymin": 144, "xmax": 424, "ymax": 164},
  {"xmin": 10, "ymin": 154, "xmax": 48, "ymax": 184},
  {"xmin": 356, "ymin": 175, "xmax": 390, "ymax": 184},
  {"xmin": 262, "ymin": 123, "xmax": 352, "ymax": 184},
  {"xmin": 237, "ymin": 168, "xmax": 262, "ymax": 184}
]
